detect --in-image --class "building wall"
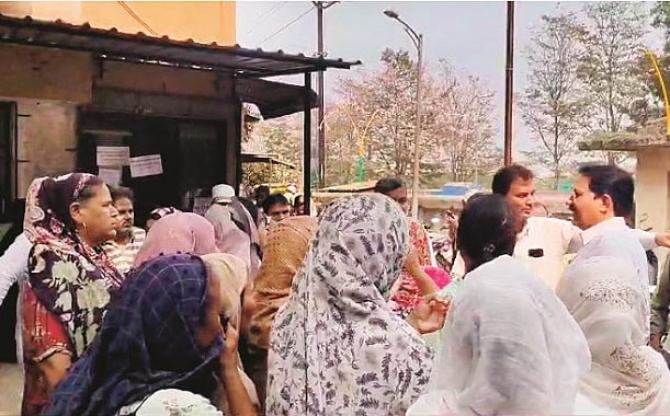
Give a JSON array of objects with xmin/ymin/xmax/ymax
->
[
  {"xmin": 13, "ymin": 99, "xmax": 79, "ymax": 197},
  {"xmin": 0, "ymin": 44, "xmax": 90, "ymax": 198},
  {"xmin": 0, "ymin": 1, "xmax": 236, "ymax": 45},
  {"xmin": 95, "ymin": 61, "xmax": 231, "ymax": 99},
  {"xmin": 0, "ymin": 43, "xmax": 241, "ymax": 197},
  {"xmin": 636, "ymin": 148, "xmax": 670, "ymax": 263},
  {"xmin": 0, "ymin": 44, "xmax": 92, "ymax": 103}
]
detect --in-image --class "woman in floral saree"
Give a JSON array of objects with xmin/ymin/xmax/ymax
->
[
  {"xmin": 373, "ymin": 177, "xmax": 438, "ymax": 315},
  {"xmin": 21, "ymin": 174, "xmax": 122, "ymax": 415}
]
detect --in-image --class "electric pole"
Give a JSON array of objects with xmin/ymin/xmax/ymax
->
[{"xmin": 313, "ymin": 1, "xmax": 338, "ymax": 188}]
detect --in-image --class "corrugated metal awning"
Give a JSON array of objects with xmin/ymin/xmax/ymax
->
[
  {"xmin": 240, "ymin": 152, "xmax": 295, "ymax": 169},
  {"xmin": 237, "ymin": 78, "xmax": 317, "ymax": 119},
  {"xmin": 0, "ymin": 13, "xmax": 360, "ymax": 78}
]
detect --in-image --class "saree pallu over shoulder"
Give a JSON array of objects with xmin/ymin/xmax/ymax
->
[{"xmin": 558, "ymin": 255, "xmax": 670, "ymax": 415}]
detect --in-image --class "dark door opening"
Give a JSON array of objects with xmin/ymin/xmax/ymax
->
[
  {"xmin": 77, "ymin": 113, "xmax": 228, "ymax": 226},
  {"xmin": 0, "ymin": 102, "xmax": 16, "ymax": 220}
]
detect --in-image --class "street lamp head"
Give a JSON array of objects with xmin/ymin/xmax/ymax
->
[{"xmin": 384, "ymin": 10, "xmax": 399, "ymax": 19}]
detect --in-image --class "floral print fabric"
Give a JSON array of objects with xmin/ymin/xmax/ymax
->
[
  {"xmin": 23, "ymin": 174, "xmax": 123, "ymax": 356},
  {"xmin": 391, "ymin": 218, "xmax": 433, "ymax": 313},
  {"xmin": 21, "ymin": 284, "xmax": 71, "ymax": 416},
  {"xmin": 21, "ymin": 174, "xmax": 123, "ymax": 416},
  {"xmin": 266, "ymin": 195, "xmax": 433, "ymax": 415}
]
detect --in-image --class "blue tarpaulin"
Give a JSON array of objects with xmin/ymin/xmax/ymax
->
[{"xmin": 432, "ymin": 183, "xmax": 482, "ymax": 197}]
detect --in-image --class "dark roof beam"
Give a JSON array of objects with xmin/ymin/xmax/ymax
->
[{"xmin": 236, "ymin": 67, "xmax": 325, "ymax": 79}]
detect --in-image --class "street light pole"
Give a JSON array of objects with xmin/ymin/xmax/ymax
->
[
  {"xmin": 384, "ymin": 10, "xmax": 423, "ymax": 219},
  {"xmin": 504, "ymin": 0, "xmax": 515, "ymax": 165},
  {"xmin": 412, "ymin": 35, "xmax": 423, "ymax": 219}
]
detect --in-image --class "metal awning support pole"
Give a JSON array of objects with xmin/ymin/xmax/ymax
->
[{"xmin": 303, "ymin": 72, "xmax": 312, "ymax": 215}]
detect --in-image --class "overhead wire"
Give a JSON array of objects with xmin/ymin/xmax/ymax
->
[
  {"xmin": 245, "ymin": 1, "xmax": 288, "ymax": 37},
  {"xmin": 117, "ymin": 1, "xmax": 158, "ymax": 36},
  {"xmin": 258, "ymin": 5, "xmax": 315, "ymax": 46}
]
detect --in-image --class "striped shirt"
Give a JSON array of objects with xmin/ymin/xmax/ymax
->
[{"xmin": 103, "ymin": 227, "xmax": 146, "ymax": 276}]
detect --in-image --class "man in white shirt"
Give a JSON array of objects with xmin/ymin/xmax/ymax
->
[
  {"xmin": 0, "ymin": 232, "xmax": 32, "ymax": 365},
  {"xmin": 453, "ymin": 164, "xmax": 666, "ymax": 290},
  {"xmin": 566, "ymin": 165, "xmax": 649, "ymax": 288},
  {"xmin": 554, "ymin": 165, "xmax": 670, "ymax": 413}
]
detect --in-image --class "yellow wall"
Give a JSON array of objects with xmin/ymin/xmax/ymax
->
[{"xmin": 0, "ymin": 1, "xmax": 236, "ymax": 45}]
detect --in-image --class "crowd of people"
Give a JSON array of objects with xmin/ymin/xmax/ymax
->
[{"xmin": 1, "ymin": 162, "xmax": 670, "ymax": 415}]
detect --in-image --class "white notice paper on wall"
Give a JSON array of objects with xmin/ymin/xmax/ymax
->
[
  {"xmin": 98, "ymin": 168, "xmax": 122, "ymax": 187},
  {"xmin": 97, "ymin": 146, "xmax": 130, "ymax": 167},
  {"xmin": 129, "ymin": 154, "xmax": 163, "ymax": 178}
]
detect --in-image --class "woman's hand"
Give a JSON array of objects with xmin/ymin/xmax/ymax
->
[
  {"xmin": 407, "ymin": 295, "xmax": 450, "ymax": 335},
  {"xmin": 444, "ymin": 211, "xmax": 458, "ymax": 239},
  {"xmin": 405, "ymin": 249, "xmax": 423, "ymax": 276},
  {"xmin": 39, "ymin": 351, "xmax": 72, "ymax": 393},
  {"xmin": 405, "ymin": 249, "xmax": 438, "ymax": 296},
  {"xmin": 218, "ymin": 324, "xmax": 240, "ymax": 376},
  {"xmin": 408, "ymin": 296, "xmax": 449, "ymax": 334},
  {"xmin": 216, "ymin": 324, "xmax": 259, "ymax": 415}
]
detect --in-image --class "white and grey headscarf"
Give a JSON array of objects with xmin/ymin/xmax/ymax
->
[{"xmin": 266, "ymin": 194, "xmax": 433, "ymax": 415}]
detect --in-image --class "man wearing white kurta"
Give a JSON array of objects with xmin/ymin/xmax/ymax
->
[
  {"xmin": 557, "ymin": 165, "xmax": 670, "ymax": 414},
  {"xmin": 0, "ymin": 232, "xmax": 32, "ymax": 366},
  {"xmin": 452, "ymin": 164, "xmax": 667, "ymax": 290}
]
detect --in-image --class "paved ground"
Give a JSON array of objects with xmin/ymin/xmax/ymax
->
[{"xmin": 0, "ymin": 363, "xmax": 22, "ymax": 416}]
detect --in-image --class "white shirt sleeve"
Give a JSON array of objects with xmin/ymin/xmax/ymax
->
[
  {"xmin": 564, "ymin": 223, "xmax": 657, "ymax": 253},
  {"xmin": 0, "ymin": 233, "xmax": 31, "ymax": 307},
  {"xmin": 631, "ymin": 229, "xmax": 657, "ymax": 251}
]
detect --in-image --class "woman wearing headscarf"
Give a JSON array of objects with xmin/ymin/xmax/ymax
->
[
  {"xmin": 21, "ymin": 174, "xmax": 122, "ymax": 415},
  {"xmin": 133, "ymin": 212, "xmax": 218, "ymax": 268},
  {"xmin": 408, "ymin": 194, "xmax": 591, "ymax": 416},
  {"xmin": 205, "ymin": 202, "xmax": 261, "ymax": 278},
  {"xmin": 145, "ymin": 206, "xmax": 180, "ymax": 231},
  {"xmin": 374, "ymin": 177, "xmax": 437, "ymax": 315},
  {"xmin": 266, "ymin": 195, "xmax": 442, "ymax": 415},
  {"xmin": 244, "ymin": 216, "xmax": 317, "ymax": 408},
  {"xmin": 42, "ymin": 253, "xmax": 259, "ymax": 416}
]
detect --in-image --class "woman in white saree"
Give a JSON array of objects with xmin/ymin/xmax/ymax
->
[
  {"xmin": 558, "ymin": 255, "xmax": 670, "ymax": 415},
  {"xmin": 408, "ymin": 194, "xmax": 592, "ymax": 415}
]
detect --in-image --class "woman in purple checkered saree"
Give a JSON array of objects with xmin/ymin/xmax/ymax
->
[{"xmin": 42, "ymin": 253, "xmax": 259, "ymax": 416}]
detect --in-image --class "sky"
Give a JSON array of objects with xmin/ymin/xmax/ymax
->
[{"xmin": 236, "ymin": 1, "xmax": 664, "ymax": 159}]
